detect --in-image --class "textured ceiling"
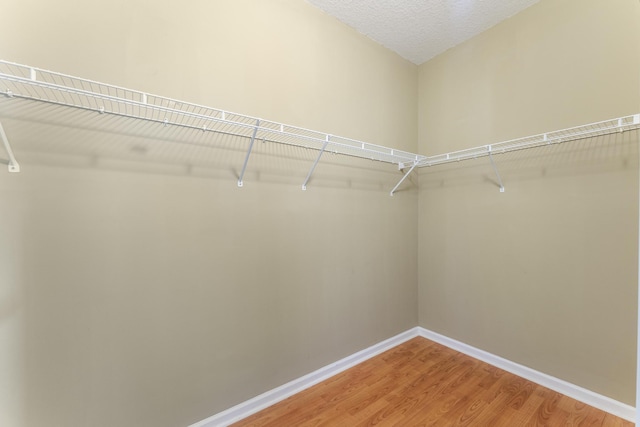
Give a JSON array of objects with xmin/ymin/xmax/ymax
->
[{"xmin": 306, "ymin": 0, "xmax": 540, "ymax": 64}]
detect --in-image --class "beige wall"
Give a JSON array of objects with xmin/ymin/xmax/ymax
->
[
  {"xmin": 1, "ymin": 0, "xmax": 638, "ymax": 425},
  {"xmin": 0, "ymin": 1, "xmax": 418, "ymax": 426},
  {"xmin": 418, "ymin": 0, "xmax": 639, "ymax": 405},
  {"xmin": 0, "ymin": 0, "xmax": 417, "ymax": 152}
]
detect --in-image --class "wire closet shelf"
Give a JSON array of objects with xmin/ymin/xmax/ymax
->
[
  {"xmin": 0, "ymin": 60, "xmax": 422, "ymax": 168},
  {"xmin": 0, "ymin": 59, "xmax": 639, "ymax": 194},
  {"xmin": 417, "ymin": 115, "xmax": 640, "ymax": 168}
]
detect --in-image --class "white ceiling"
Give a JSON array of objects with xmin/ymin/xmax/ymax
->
[{"xmin": 306, "ymin": 0, "xmax": 540, "ymax": 65}]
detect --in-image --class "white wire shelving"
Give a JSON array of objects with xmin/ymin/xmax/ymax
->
[
  {"xmin": 415, "ymin": 114, "xmax": 640, "ymax": 193},
  {"xmin": 0, "ymin": 60, "xmax": 424, "ymax": 192},
  {"xmin": 0, "ymin": 59, "xmax": 638, "ymax": 195},
  {"xmin": 417, "ymin": 115, "xmax": 640, "ymax": 168}
]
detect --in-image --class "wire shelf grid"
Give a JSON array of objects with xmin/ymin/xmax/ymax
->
[
  {"xmin": 0, "ymin": 60, "xmax": 424, "ymax": 168},
  {"xmin": 417, "ymin": 115, "xmax": 640, "ymax": 167},
  {"xmin": 1, "ymin": 60, "xmax": 639, "ymax": 190}
]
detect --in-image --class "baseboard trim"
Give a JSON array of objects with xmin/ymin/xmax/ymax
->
[
  {"xmin": 417, "ymin": 327, "xmax": 636, "ymax": 423},
  {"xmin": 192, "ymin": 326, "xmax": 636, "ymax": 426},
  {"xmin": 190, "ymin": 327, "xmax": 420, "ymax": 427}
]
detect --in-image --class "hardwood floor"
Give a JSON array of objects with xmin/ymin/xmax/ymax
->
[{"xmin": 231, "ymin": 337, "xmax": 633, "ymax": 426}]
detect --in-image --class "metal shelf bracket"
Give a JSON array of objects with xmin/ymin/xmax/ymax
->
[
  {"xmin": 390, "ymin": 162, "xmax": 417, "ymax": 196},
  {"xmin": 487, "ymin": 146, "xmax": 504, "ymax": 193},
  {"xmin": 0, "ymin": 121, "xmax": 19, "ymax": 172},
  {"xmin": 302, "ymin": 134, "xmax": 330, "ymax": 191},
  {"xmin": 237, "ymin": 119, "xmax": 260, "ymax": 188}
]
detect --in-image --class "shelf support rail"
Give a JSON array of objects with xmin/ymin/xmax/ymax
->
[
  {"xmin": 487, "ymin": 146, "xmax": 504, "ymax": 193},
  {"xmin": 237, "ymin": 119, "xmax": 260, "ymax": 188},
  {"xmin": 302, "ymin": 135, "xmax": 330, "ymax": 191},
  {"xmin": 390, "ymin": 162, "xmax": 418, "ymax": 196},
  {"xmin": 0, "ymin": 121, "xmax": 19, "ymax": 172}
]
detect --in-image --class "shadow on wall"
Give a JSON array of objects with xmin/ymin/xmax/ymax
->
[
  {"xmin": 0, "ymin": 97, "xmax": 415, "ymax": 195},
  {"xmin": 418, "ymin": 130, "xmax": 639, "ymax": 192},
  {"xmin": 0, "ymin": 109, "xmax": 420, "ymax": 425}
]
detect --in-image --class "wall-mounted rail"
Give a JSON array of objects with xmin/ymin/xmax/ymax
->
[{"xmin": 0, "ymin": 60, "xmax": 638, "ymax": 195}]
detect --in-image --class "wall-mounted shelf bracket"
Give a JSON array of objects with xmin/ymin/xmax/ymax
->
[
  {"xmin": 487, "ymin": 146, "xmax": 504, "ymax": 193},
  {"xmin": 237, "ymin": 119, "xmax": 260, "ymax": 188},
  {"xmin": 302, "ymin": 134, "xmax": 330, "ymax": 191},
  {"xmin": 0, "ymin": 121, "xmax": 19, "ymax": 172},
  {"xmin": 390, "ymin": 162, "xmax": 417, "ymax": 196}
]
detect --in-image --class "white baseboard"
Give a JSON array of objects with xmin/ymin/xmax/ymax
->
[
  {"xmin": 190, "ymin": 327, "xmax": 420, "ymax": 427},
  {"xmin": 417, "ymin": 327, "xmax": 636, "ymax": 423},
  {"xmin": 191, "ymin": 326, "xmax": 636, "ymax": 426}
]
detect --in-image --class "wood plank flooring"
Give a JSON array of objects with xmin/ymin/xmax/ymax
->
[{"xmin": 231, "ymin": 337, "xmax": 633, "ymax": 426}]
